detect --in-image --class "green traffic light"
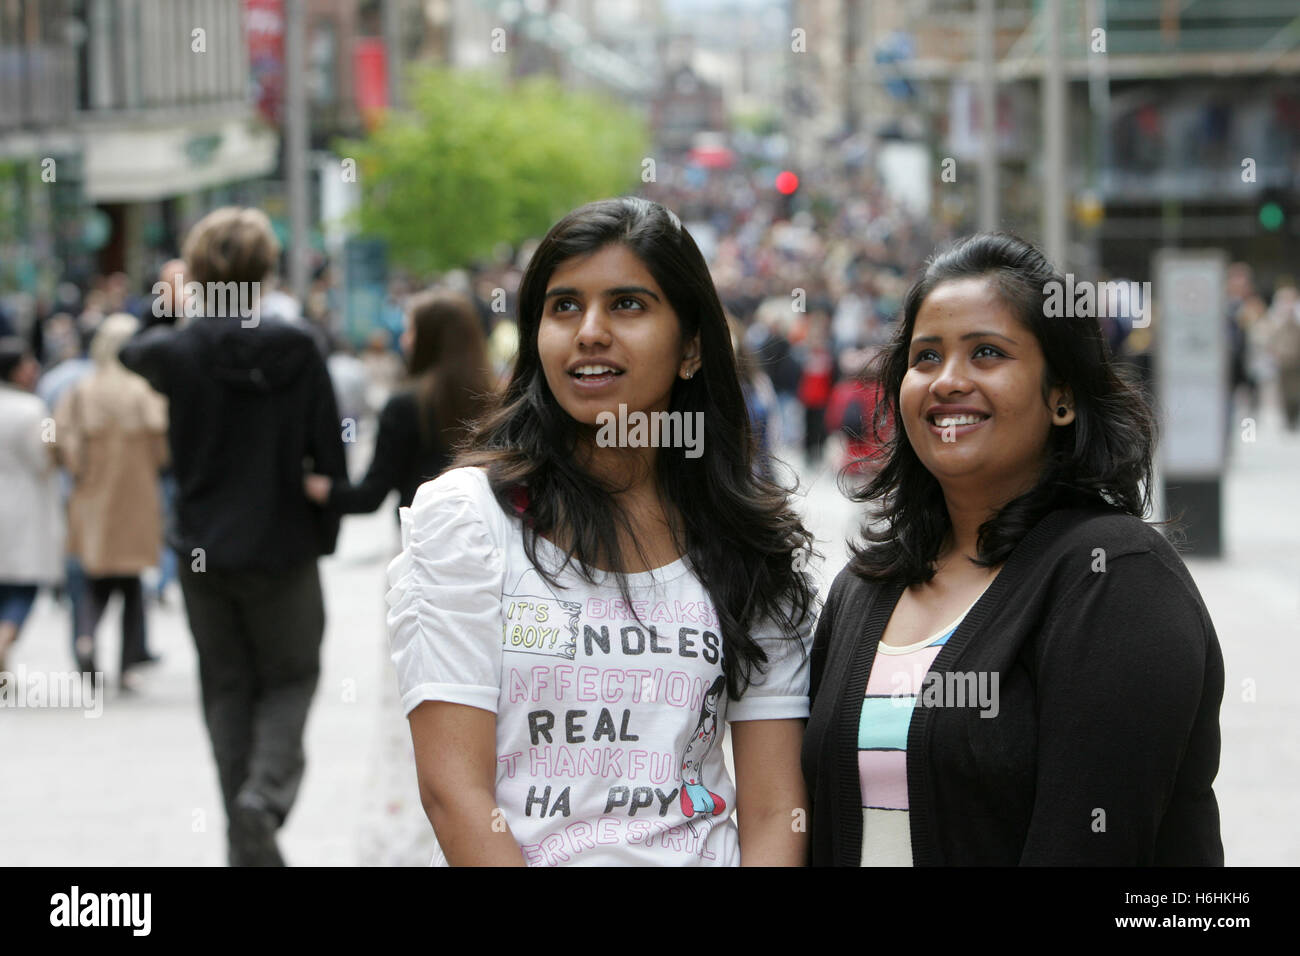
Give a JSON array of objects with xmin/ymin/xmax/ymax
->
[{"xmin": 1260, "ymin": 201, "xmax": 1284, "ymax": 231}]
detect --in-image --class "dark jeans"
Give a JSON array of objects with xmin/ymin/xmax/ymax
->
[
  {"xmin": 177, "ymin": 558, "xmax": 324, "ymax": 831},
  {"xmin": 75, "ymin": 575, "xmax": 147, "ymax": 672},
  {"xmin": 0, "ymin": 583, "xmax": 39, "ymax": 629}
]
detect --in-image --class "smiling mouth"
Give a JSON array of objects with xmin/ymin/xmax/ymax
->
[
  {"xmin": 927, "ymin": 413, "xmax": 990, "ymax": 427},
  {"xmin": 568, "ymin": 364, "xmax": 625, "ymax": 382}
]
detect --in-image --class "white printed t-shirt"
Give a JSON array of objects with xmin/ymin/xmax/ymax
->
[{"xmin": 385, "ymin": 466, "xmax": 812, "ymax": 866}]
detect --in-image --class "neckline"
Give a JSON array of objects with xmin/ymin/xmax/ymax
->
[
  {"xmin": 530, "ymin": 524, "xmax": 692, "ymax": 588},
  {"xmin": 463, "ymin": 465, "xmax": 693, "ymax": 587},
  {"xmin": 876, "ymin": 590, "xmax": 985, "ymax": 654}
]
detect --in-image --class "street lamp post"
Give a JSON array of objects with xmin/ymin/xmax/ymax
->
[{"xmin": 286, "ymin": 0, "xmax": 309, "ymax": 306}]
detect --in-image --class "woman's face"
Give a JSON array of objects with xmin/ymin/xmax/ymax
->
[
  {"xmin": 537, "ymin": 243, "xmax": 699, "ymax": 427},
  {"xmin": 900, "ymin": 276, "xmax": 1073, "ymax": 495}
]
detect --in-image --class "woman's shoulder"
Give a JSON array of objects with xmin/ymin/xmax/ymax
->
[
  {"xmin": 1043, "ymin": 506, "xmax": 1190, "ymax": 575},
  {"xmin": 1036, "ymin": 506, "xmax": 1213, "ymax": 630},
  {"xmin": 381, "ymin": 388, "xmax": 420, "ymax": 422},
  {"xmin": 0, "ymin": 387, "xmax": 47, "ymax": 434},
  {"xmin": 818, "ymin": 562, "xmax": 896, "ymax": 630},
  {"xmin": 400, "ymin": 466, "xmax": 517, "ymax": 559},
  {"xmin": 410, "ymin": 465, "xmax": 494, "ymax": 510}
]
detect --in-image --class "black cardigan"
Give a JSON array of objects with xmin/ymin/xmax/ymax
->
[
  {"xmin": 328, "ymin": 390, "xmax": 449, "ymax": 514},
  {"xmin": 801, "ymin": 506, "xmax": 1225, "ymax": 866}
]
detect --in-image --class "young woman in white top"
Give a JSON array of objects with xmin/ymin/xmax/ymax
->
[{"xmin": 386, "ymin": 198, "xmax": 818, "ymax": 866}]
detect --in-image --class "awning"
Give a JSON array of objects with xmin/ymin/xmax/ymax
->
[{"xmin": 80, "ymin": 111, "xmax": 279, "ymax": 203}]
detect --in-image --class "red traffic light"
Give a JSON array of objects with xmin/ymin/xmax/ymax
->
[{"xmin": 775, "ymin": 170, "xmax": 799, "ymax": 195}]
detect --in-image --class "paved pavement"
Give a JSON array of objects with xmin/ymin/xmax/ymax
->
[{"xmin": 2, "ymin": 393, "xmax": 1296, "ymax": 866}]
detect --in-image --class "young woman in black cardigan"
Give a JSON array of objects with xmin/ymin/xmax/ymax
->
[
  {"xmin": 304, "ymin": 290, "xmax": 495, "ymax": 517},
  {"xmin": 802, "ymin": 233, "xmax": 1225, "ymax": 866}
]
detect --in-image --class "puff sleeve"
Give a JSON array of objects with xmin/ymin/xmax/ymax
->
[
  {"xmin": 385, "ymin": 469, "xmax": 505, "ymax": 717},
  {"xmin": 727, "ymin": 575, "xmax": 817, "ymax": 722}
]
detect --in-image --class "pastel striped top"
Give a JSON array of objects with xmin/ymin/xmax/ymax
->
[{"xmin": 858, "ymin": 596, "xmax": 981, "ymax": 867}]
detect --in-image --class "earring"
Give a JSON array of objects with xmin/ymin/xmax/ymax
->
[
  {"xmin": 1056, "ymin": 405, "xmax": 1069, "ymax": 417},
  {"xmin": 683, "ymin": 368, "xmax": 696, "ymax": 380}
]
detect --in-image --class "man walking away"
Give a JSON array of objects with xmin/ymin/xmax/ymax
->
[{"xmin": 121, "ymin": 207, "xmax": 348, "ymax": 866}]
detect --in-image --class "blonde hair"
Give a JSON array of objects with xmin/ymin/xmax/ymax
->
[
  {"xmin": 90, "ymin": 312, "xmax": 141, "ymax": 367},
  {"xmin": 182, "ymin": 206, "xmax": 281, "ymax": 286}
]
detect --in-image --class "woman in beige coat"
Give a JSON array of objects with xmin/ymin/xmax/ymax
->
[{"xmin": 55, "ymin": 313, "xmax": 169, "ymax": 687}]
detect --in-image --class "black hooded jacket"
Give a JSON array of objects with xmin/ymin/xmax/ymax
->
[{"xmin": 121, "ymin": 316, "xmax": 347, "ymax": 572}]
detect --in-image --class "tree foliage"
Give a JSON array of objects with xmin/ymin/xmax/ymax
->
[{"xmin": 339, "ymin": 68, "xmax": 649, "ymax": 273}]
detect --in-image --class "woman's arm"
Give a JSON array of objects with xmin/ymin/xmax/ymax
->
[
  {"xmin": 732, "ymin": 718, "xmax": 809, "ymax": 866},
  {"xmin": 312, "ymin": 394, "xmax": 415, "ymax": 514},
  {"xmin": 407, "ymin": 701, "xmax": 527, "ymax": 866},
  {"xmin": 1019, "ymin": 549, "xmax": 1223, "ymax": 865},
  {"xmin": 385, "ymin": 468, "xmax": 514, "ymax": 862}
]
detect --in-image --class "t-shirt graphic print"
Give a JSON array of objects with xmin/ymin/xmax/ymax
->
[{"xmin": 385, "ymin": 466, "xmax": 812, "ymax": 866}]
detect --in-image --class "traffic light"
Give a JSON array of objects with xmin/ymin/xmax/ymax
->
[
  {"xmin": 1259, "ymin": 189, "xmax": 1289, "ymax": 233},
  {"xmin": 775, "ymin": 170, "xmax": 799, "ymax": 218}
]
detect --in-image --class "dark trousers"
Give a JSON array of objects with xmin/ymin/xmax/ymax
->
[
  {"xmin": 177, "ymin": 558, "xmax": 324, "ymax": 830},
  {"xmin": 804, "ymin": 405, "xmax": 829, "ymax": 465},
  {"xmin": 75, "ymin": 575, "xmax": 147, "ymax": 672}
]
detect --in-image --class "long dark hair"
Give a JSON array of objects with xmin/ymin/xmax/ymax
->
[
  {"xmin": 458, "ymin": 197, "xmax": 815, "ymax": 698},
  {"xmin": 849, "ymin": 231, "xmax": 1169, "ymax": 584},
  {"xmin": 405, "ymin": 289, "xmax": 494, "ymax": 452}
]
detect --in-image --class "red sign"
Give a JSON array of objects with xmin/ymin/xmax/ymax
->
[
  {"xmin": 353, "ymin": 37, "xmax": 389, "ymax": 130},
  {"xmin": 245, "ymin": 0, "xmax": 285, "ymax": 126}
]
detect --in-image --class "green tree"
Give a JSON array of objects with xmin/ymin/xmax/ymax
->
[{"xmin": 339, "ymin": 68, "xmax": 648, "ymax": 274}]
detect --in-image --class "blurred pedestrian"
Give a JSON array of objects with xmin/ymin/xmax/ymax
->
[
  {"xmin": 729, "ymin": 315, "xmax": 780, "ymax": 479},
  {"xmin": 35, "ymin": 325, "xmax": 95, "ymax": 653},
  {"xmin": 0, "ymin": 338, "xmax": 64, "ymax": 680},
  {"xmin": 358, "ymin": 327, "xmax": 406, "ymax": 414},
  {"xmin": 1225, "ymin": 262, "xmax": 1266, "ymax": 421},
  {"xmin": 825, "ymin": 346, "xmax": 891, "ymax": 478},
  {"xmin": 143, "ymin": 258, "xmax": 189, "ymax": 331},
  {"xmin": 120, "ymin": 206, "xmax": 348, "ymax": 866},
  {"xmin": 747, "ymin": 311, "xmax": 802, "ymax": 452},
  {"xmin": 325, "ymin": 343, "xmax": 369, "ymax": 426},
  {"xmin": 53, "ymin": 314, "xmax": 168, "ymax": 689},
  {"xmin": 1264, "ymin": 287, "xmax": 1300, "ymax": 430},
  {"xmin": 303, "ymin": 290, "xmax": 495, "ymax": 520},
  {"xmin": 796, "ymin": 312, "xmax": 837, "ymax": 467}
]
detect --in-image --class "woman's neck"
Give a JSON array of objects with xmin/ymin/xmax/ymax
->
[{"xmin": 576, "ymin": 434, "xmax": 659, "ymax": 498}]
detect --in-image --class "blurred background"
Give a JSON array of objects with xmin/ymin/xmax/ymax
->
[{"xmin": 1, "ymin": 0, "xmax": 1297, "ymax": 866}]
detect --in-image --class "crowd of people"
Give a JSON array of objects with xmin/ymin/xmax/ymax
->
[
  {"xmin": 0, "ymin": 157, "xmax": 1289, "ymax": 868},
  {"xmin": 0, "ymin": 206, "xmax": 495, "ymax": 866}
]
